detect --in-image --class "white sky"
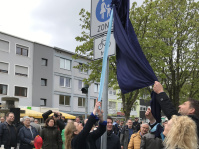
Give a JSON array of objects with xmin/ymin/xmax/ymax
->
[{"xmin": 0, "ymin": 0, "xmax": 197, "ymax": 52}]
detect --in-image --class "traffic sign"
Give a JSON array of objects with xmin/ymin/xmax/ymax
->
[
  {"xmin": 91, "ymin": 0, "xmax": 113, "ymax": 37},
  {"xmin": 94, "ymin": 33, "xmax": 116, "ymax": 60}
]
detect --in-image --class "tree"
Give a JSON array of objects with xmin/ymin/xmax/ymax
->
[
  {"xmin": 74, "ymin": 0, "xmax": 199, "ymax": 119},
  {"xmin": 130, "ymin": 0, "xmax": 199, "ymax": 107}
]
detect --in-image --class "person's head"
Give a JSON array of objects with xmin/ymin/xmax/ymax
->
[
  {"xmin": 162, "ymin": 120, "xmax": 168, "ymax": 127},
  {"xmin": 127, "ymin": 119, "xmax": 133, "ymax": 128},
  {"xmin": 6, "ymin": 112, "xmax": 15, "ymax": 124},
  {"xmin": 140, "ymin": 123, "xmax": 150, "ymax": 136},
  {"xmin": 120, "ymin": 121, "xmax": 124, "ymax": 126},
  {"xmin": 107, "ymin": 116, "xmax": 113, "ymax": 131},
  {"xmin": 61, "ymin": 116, "xmax": 65, "ymax": 121},
  {"xmin": 53, "ymin": 112, "xmax": 61, "ymax": 120},
  {"xmin": 116, "ymin": 119, "xmax": 120, "ymax": 124},
  {"xmin": 163, "ymin": 115, "xmax": 198, "ymax": 149},
  {"xmin": 45, "ymin": 117, "xmax": 55, "ymax": 127},
  {"xmin": 30, "ymin": 117, "xmax": 34, "ymax": 122},
  {"xmin": 73, "ymin": 121, "xmax": 83, "ymax": 134},
  {"xmin": 178, "ymin": 98, "xmax": 199, "ymax": 117},
  {"xmin": 67, "ymin": 119, "xmax": 73, "ymax": 123},
  {"xmin": 75, "ymin": 117, "xmax": 80, "ymax": 123},
  {"xmin": 0, "ymin": 117, "xmax": 5, "ymax": 123},
  {"xmin": 134, "ymin": 117, "xmax": 139, "ymax": 122},
  {"xmin": 23, "ymin": 116, "xmax": 30, "ymax": 127},
  {"xmin": 34, "ymin": 119, "xmax": 39, "ymax": 124},
  {"xmin": 64, "ymin": 121, "xmax": 77, "ymax": 149}
]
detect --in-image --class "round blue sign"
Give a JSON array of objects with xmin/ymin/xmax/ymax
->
[{"xmin": 96, "ymin": 0, "xmax": 112, "ymax": 22}]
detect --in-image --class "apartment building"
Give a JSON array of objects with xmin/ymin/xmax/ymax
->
[{"xmin": 0, "ymin": 31, "xmax": 121, "ymax": 116}]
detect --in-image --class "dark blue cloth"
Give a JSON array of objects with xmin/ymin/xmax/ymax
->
[
  {"xmin": 111, "ymin": 0, "xmax": 161, "ymax": 123},
  {"xmin": 128, "ymin": 128, "xmax": 133, "ymax": 143}
]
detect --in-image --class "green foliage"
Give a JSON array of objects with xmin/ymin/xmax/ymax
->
[{"xmin": 74, "ymin": 0, "xmax": 199, "ymax": 118}]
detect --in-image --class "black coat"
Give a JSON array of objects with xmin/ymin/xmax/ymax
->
[
  {"xmin": 156, "ymin": 92, "xmax": 199, "ymax": 138},
  {"xmin": 71, "ymin": 114, "xmax": 106, "ymax": 149},
  {"xmin": 0, "ymin": 122, "xmax": 17, "ymax": 149},
  {"xmin": 41, "ymin": 126, "xmax": 62, "ymax": 149},
  {"xmin": 96, "ymin": 131, "xmax": 121, "ymax": 149},
  {"xmin": 18, "ymin": 126, "xmax": 38, "ymax": 149}
]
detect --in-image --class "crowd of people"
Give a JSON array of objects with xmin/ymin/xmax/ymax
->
[{"xmin": 0, "ymin": 81, "xmax": 198, "ymax": 149}]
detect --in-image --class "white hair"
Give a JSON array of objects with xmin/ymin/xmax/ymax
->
[
  {"xmin": 23, "ymin": 116, "xmax": 30, "ymax": 121},
  {"xmin": 141, "ymin": 123, "xmax": 151, "ymax": 130}
]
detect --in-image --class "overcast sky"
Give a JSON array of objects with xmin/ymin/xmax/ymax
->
[{"xmin": 0, "ymin": 0, "xmax": 197, "ymax": 53}]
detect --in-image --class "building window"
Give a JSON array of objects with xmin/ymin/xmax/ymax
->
[
  {"xmin": 78, "ymin": 80, "xmax": 83, "ymax": 90},
  {"xmin": 94, "ymin": 83, "xmax": 100, "ymax": 92},
  {"xmin": 41, "ymin": 58, "xmax": 48, "ymax": 66},
  {"xmin": 60, "ymin": 77, "xmax": 71, "ymax": 88},
  {"xmin": 16, "ymin": 45, "xmax": 28, "ymax": 56},
  {"xmin": 15, "ymin": 86, "xmax": 27, "ymax": 97},
  {"xmin": 0, "ymin": 39, "xmax": 9, "ymax": 52},
  {"xmin": 40, "ymin": 98, "xmax": 47, "ymax": 106},
  {"xmin": 41, "ymin": 78, "xmax": 47, "ymax": 86},
  {"xmin": 109, "ymin": 90, "xmax": 112, "ymax": 95},
  {"xmin": 59, "ymin": 95, "xmax": 70, "ymax": 106},
  {"xmin": 15, "ymin": 65, "xmax": 28, "ymax": 77},
  {"xmin": 79, "ymin": 63, "xmax": 88, "ymax": 74},
  {"xmin": 78, "ymin": 97, "xmax": 85, "ymax": 107},
  {"xmin": 0, "ymin": 84, "xmax": 7, "ymax": 95},
  {"xmin": 0, "ymin": 62, "xmax": 8, "ymax": 73},
  {"xmin": 60, "ymin": 58, "xmax": 71, "ymax": 70}
]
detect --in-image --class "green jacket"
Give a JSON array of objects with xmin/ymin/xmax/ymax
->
[{"xmin": 61, "ymin": 129, "xmax": 65, "ymax": 149}]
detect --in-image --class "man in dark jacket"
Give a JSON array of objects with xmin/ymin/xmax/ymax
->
[
  {"xmin": 96, "ymin": 116, "xmax": 121, "ymax": 149},
  {"xmin": 133, "ymin": 117, "xmax": 140, "ymax": 132},
  {"xmin": 153, "ymin": 81, "xmax": 199, "ymax": 138},
  {"xmin": 0, "ymin": 112, "xmax": 18, "ymax": 149},
  {"xmin": 120, "ymin": 119, "xmax": 135, "ymax": 149}
]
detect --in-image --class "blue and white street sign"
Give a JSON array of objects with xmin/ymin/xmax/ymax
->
[{"xmin": 91, "ymin": 0, "xmax": 113, "ymax": 37}]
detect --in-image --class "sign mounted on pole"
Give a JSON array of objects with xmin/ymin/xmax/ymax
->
[
  {"xmin": 91, "ymin": 0, "xmax": 113, "ymax": 37},
  {"xmin": 94, "ymin": 33, "xmax": 116, "ymax": 60}
]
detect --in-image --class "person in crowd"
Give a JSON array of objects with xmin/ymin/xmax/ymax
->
[
  {"xmin": 61, "ymin": 119, "xmax": 73, "ymax": 149},
  {"xmin": 0, "ymin": 117, "xmax": 5, "ymax": 123},
  {"xmin": 0, "ymin": 112, "xmax": 17, "ymax": 149},
  {"xmin": 96, "ymin": 116, "xmax": 121, "ymax": 149},
  {"xmin": 117, "ymin": 120, "xmax": 124, "ymax": 137},
  {"xmin": 41, "ymin": 117, "xmax": 62, "ymax": 149},
  {"xmin": 75, "ymin": 117, "xmax": 81, "ymax": 123},
  {"xmin": 114, "ymin": 119, "xmax": 120, "ymax": 135},
  {"xmin": 133, "ymin": 118, "xmax": 140, "ymax": 132},
  {"xmin": 141, "ymin": 115, "xmax": 198, "ymax": 149},
  {"xmin": 18, "ymin": 116, "xmax": 38, "ymax": 149},
  {"xmin": 153, "ymin": 81, "xmax": 199, "ymax": 138},
  {"xmin": 34, "ymin": 119, "xmax": 39, "ymax": 124},
  {"xmin": 120, "ymin": 119, "xmax": 135, "ymax": 149},
  {"xmin": 42, "ymin": 110, "xmax": 65, "ymax": 132},
  {"xmin": 64, "ymin": 100, "xmax": 106, "ymax": 149},
  {"xmin": 163, "ymin": 115, "xmax": 198, "ymax": 149},
  {"xmin": 128, "ymin": 123, "xmax": 150, "ymax": 149},
  {"xmin": 162, "ymin": 119, "xmax": 168, "ymax": 128},
  {"xmin": 30, "ymin": 117, "xmax": 41, "ymax": 135}
]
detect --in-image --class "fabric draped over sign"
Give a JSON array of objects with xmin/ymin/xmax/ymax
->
[{"xmin": 111, "ymin": 0, "xmax": 161, "ymax": 123}]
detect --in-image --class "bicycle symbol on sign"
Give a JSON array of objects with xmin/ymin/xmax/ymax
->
[{"xmin": 98, "ymin": 38, "xmax": 111, "ymax": 50}]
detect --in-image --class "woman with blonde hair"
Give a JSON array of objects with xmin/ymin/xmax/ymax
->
[
  {"xmin": 64, "ymin": 100, "xmax": 106, "ymax": 149},
  {"xmin": 163, "ymin": 115, "xmax": 198, "ymax": 149}
]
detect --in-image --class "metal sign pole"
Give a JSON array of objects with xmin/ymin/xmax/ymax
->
[{"xmin": 100, "ymin": 57, "xmax": 109, "ymax": 149}]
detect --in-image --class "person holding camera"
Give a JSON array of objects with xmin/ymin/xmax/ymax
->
[{"xmin": 42, "ymin": 110, "xmax": 65, "ymax": 132}]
